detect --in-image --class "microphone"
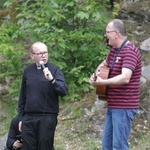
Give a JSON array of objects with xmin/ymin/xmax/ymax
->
[
  {"xmin": 39, "ymin": 61, "xmax": 49, "ymax": 76},
  {"xmin": 39, "ymin": 61, "xmax": 45, "ymax": 69}
]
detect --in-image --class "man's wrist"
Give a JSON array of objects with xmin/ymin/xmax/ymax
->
[{"xmin": 49, "ymin": 78, "xmax": 55, "ymax": 84}]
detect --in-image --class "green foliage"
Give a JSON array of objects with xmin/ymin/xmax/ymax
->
[
  {"xmin": 0, "ymin": 21, "xmax": 27, "ymax": 97},
  {"xmin": 112, "ymin": 3, "xmax": 121, "ymax": 18},
  {"xmin": 0, "ymin": 0, "xmax": 5, "ymax": 8},
  {"xmin": 0, "ymin": 0, "xmax": 111, "ymax": 101}
]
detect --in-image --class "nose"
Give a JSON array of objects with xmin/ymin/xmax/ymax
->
[{"xmin": 42, "ymin": 53, "xmax": 46, "ymax": 57}]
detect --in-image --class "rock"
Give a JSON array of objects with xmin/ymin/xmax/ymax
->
[
  {"xmin": 140, "ymin": 37, "xmax": 150, "ymax": 51},
  {"xmin": 118, "ymin": 0, "xmax": 150, "ymax": 46},
  {"xmin": 142, "ymin": 66, "xmax": 150, "ymax": 80},
  {"xmin": 0, "ymin": 134, "xmax": 7, "ymax": 150}
]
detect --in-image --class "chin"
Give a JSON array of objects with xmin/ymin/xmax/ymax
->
[{"xmin": 42, "ymin": 60, "xmax": 47, "ymax": 64}]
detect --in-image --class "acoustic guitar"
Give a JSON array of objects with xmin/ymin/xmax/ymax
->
[{"xmin": 94, "ymin": 66, "xmax": 110, "ymax": 101}]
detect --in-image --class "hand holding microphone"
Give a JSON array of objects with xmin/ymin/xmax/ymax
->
[{"xmin": 39, "ymin": 61, "xmax": 55, "ymax": 84}]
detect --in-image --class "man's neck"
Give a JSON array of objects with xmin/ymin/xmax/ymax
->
[{"xmin": 115, "ymin": 37, "xmax": 127, "ymax": 48}]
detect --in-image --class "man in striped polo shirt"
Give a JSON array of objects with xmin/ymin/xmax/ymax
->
[{"xmin": 89, "ymin": 19, "xmax": 142, "ymax": 150}]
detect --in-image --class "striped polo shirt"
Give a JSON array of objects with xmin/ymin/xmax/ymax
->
[{"xmin": 106, "ymin": 41, "xmax": 142, "ymax": 108}]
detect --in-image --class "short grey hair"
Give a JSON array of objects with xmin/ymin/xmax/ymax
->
[{"xmin": 109, "ymin": 19, "xmax": 126, "ymax": 36}]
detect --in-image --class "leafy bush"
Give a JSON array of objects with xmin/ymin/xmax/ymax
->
[
  {"xmin": 0, "ymin": 0, "xmax": 111, "ymax": 101},
  {"xmin": 0, "ymin": 21, "xmax": 26, "ymax": 98}
]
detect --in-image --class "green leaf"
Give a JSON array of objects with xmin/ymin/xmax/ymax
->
[{"xmin": 76, "ymin": 11, "xmax": 89, "ymax": 19}]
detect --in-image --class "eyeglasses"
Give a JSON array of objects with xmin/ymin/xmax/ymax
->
[
  {"xmin": 32, "ymin": 52, "xmax": 48, "ymax": 56},
  {"xmin": 105, "ymin": 31, "xmax": 117, "ymax": 34}
]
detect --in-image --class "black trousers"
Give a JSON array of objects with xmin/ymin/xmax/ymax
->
[{"xmin": 21, "ymin": 114, "xmax": 57, "ymax": 150}]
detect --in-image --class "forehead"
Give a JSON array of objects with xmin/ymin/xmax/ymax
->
[
  {"xmin": 32, "ymin": 43, "xmax": 48, "ymax": 52},
  {"xmin": 106, "ymin": 22, "xmax": 113, "ymax": 30}
]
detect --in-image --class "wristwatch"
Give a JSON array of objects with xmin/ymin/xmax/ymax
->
[{"xmin": 49, "ymin": 78, "xmax": 55, "ymax": 84}]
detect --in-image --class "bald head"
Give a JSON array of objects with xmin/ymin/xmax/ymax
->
[
  {"xmin": 108, "ymin": 19, "xmax": 126, "ymax": 36},
  {"xmin": 29, "ymin": 41, "xmax": 48, "ymax": 53}
]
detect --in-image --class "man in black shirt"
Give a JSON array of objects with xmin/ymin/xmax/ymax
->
[
  {"xmin": 18, "ymin": 41, "xmax": 68, "ymax": 150},
  {"xmin": 5, "ymin": 116, "xmax": 22, "ymax": 150}
]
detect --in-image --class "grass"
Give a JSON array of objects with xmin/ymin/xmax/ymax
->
[
  {"xmin": 55, "ymin": 119, "xmax": 102, "ymax": 150},
  {"xmin": 130, "ymin": 132, "xmax": 150, "ymax": 150},
  {"xmin": 54, "ymin": 97, "xmax": 150, "ymax": 150},
  {"xmin": 54, "ymin": 100, "xmax": 102, "ymax": 150},
  {"xmin": 1, "ymin": 95, "xmax": 150, "ymax": 150}
]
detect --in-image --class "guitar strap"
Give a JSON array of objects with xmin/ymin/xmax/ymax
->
[{"xmin": 110, "ymin": 39, "xmax": 129, "ymax": 73}]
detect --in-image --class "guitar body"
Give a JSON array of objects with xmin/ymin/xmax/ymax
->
[{"xmin": 95, "ymin": 66, "xmax": 110, "ymax": 101}]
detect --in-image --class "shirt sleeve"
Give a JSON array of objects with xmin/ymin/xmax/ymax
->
[
  {"xmin": 52, "ymin": 67, "xmax": 68, "ymax": 97},
  {"xmin": 122, "ymin": 47, "xmax": 138, "ymax": 72}
]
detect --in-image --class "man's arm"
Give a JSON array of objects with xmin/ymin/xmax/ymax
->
[
  {"xmin": 90, "ymin": 67, "xmax": 133, "ymax": 86},
  {"xmin": 50, "ymin": 68, "xmax": 68, "ymax": 97}
]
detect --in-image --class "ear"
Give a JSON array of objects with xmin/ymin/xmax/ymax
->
[
  {"xmin": 115, "ymin": 31, "xmax": 120, "ymax": 38},
  {"xmin": 30, "ymin": 53, "xmax": 34, "ymax": 60}
]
